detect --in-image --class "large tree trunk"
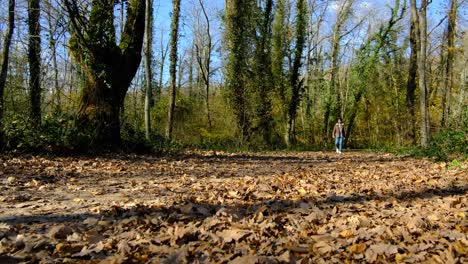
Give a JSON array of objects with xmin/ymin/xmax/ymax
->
[
  {"xmin": 406, "ymin": 1, "xmax": 418, "ymax": 144},
  {"xmin": 144, "ymin": 0, "xmax": 153, "ymax": 140},
  {"xmin": 0, "ymin": 0, "xmax": 15, "ymax": 149},
  {"xmin": 225, "ymin": 0, "xmax": 253, "ymax": 143},
  {"xmin": 28, "ymin": 0, "xmax": 42, "ymax": 126},
  {"xmin": 272, "ymin": 0, "xmax": 287, "ymax": 143},
  {"xmin": 253, "ymin": 0, "xmax": 274, "ymax": 145},
  {"xmin": 413, "ymin": 0, "xmax": 430, "ymax": 147},
  {"xmin": 166, "ymin": 0, "xmax": 181, "ymax": 140},
  {"xmin": 64, "ymin": 0, "xmax": 146, "ymax": 147},
  {"xmin": 441, "ymin": 0, "xmax": 457, "ymax": 127}
]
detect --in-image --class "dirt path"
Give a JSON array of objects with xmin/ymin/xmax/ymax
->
[{"xmin": 0, "ymin": 151, "xmax": 466, "ymax": 263}]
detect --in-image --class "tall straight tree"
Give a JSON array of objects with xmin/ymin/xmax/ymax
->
[
  {"xmin": 0, "ymin": 0, "xmax": 15, "ymax": 148},
  {"xmin": 64, "ymin": 0, "xmax": 146, "ymax": 147},
  {"xmin": 286, "ymin": 0, "xmax": 307, "ymax": 145},
  {"xmin": 253, "ymin": 0, "xmax": 274, "ymax": 144},
  {"xmin": 406, "ymin": 0, "xmax": 418, "ymax": 144},
  {"xmin": 411, "ymin": 0, "xmax": 430, "ymax": 147},
  {"xmin": 44, "ymin": 0, "xmax": 61, "ymax": 114},
  {"xmin": 195, "ymin": 0, "xmax": 213, "ymax": 129},
  {"xmin": 225, "ymin": 0, "xmax": 255, "ymax": 143},
  {"xmin": 272, "ymin": 0, "xmax": 287, "ymax": 107},
  {"xmin": 144, "ymin": 0, "xmax": 154, "ymax": 140},
  {"xmin": 28, "ymin": 0, "xmax": 42, "ymax": 126},
  {"xmin": 166, "ymin": 0, "xmax": 182, "ymax": 140},
  {"xmin": 441, "ymin": 0, "xmax": 457, "ymax": 127}
]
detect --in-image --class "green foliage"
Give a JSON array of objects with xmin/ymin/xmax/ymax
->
[
  {"xmin": 3, "ymin": 114, "xmax": 90, "ymax": 153},
  {"xmin": 422, "ymin": 129, "xmax": 467, "ymax": 161},
  {"xmin": 387, "ymin": 129, "xmax": 467, "ymax": 161},
  {"xmin": 447, "ymin": 159, "xmax": 461, "ymax": 169}
]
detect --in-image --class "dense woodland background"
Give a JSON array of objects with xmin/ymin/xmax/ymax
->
[{"xmin": 0, "ymin": 0, "xmax": 466, "ymax": 157}]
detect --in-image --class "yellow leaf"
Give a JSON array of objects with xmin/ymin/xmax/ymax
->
[
  {"xmin": 339, "ymin": 229, "xmax": 355, "ymax": 238},
  {"xmin": 298, "ymin": 188, "xmax": 307, "ymax": 196},
  {"xmin": 454, "ymin": 212, "xmax": 465, "ymax": 219},
  {"xmin": 73, "ymin": 198, "xmax": 84, "ymax": 203},
  {"xmin": 395, "ymin": 253, "xmax": 406, "ymax": 262},
  {"xmin": 348, "ymin": 243, "xmax": 366, "ymax": 253}
]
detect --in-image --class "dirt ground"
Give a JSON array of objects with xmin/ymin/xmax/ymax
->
[{"xmin": 0, "ymin": 151, "xmax": 466, "ymax": 263}]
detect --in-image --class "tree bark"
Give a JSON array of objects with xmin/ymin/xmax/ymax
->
[
  {"xmin": 441, "ymin": 0, "xmax": 457, "ymax": 127},
  {"xmin": 28, "ymin": 0, "xmax": 42, "ymax": 126},
  {"xmin": 253, "ymin": 0, "xmax": 274, "ymax": 145},
  {"xmin": 195, "ymin": 0, "xmax": 213, "ymax": 129},
  {"xmin": 406, "ymin": 0, "xmax": 418, "ymax": 144},
  {"xmin": 64, "ymin": 0, "xmax": 146, "ymax": 147},
  {"xmin": 144, "ymin": 0, "xmax": 153, "ymax": 140},
  {"xmin": 287, "ymin": 0, "xmax": 307, "ymax": 146},
  {"xmin": 225, "ymin": 0, "xmax": 253, "ymax": 143},
  {"xmin": 166, "ymin": 0, "xmax": 182, "ymax": 140},
  {"xmin": 0, "ymin": 0, "xmax": 15, "ymax": 148},
  {"xmin": 45, "ymin": 0, "xmax": 61, "ymax": 114},
  {"xmin": 414, "ymin": 0, "xmax": 430, "ymax": 147},
  {"xmin": 158, "ymin": 32, "xmax": 169, "ymax": 102}
]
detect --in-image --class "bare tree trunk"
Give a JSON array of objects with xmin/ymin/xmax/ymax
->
[
  {"xmin": 407, "ymin": 0, "xmax": 418, "ymax": 144},
  {"xmin": 0, "ymin": 0, "xmax": 15, "ymax": 148},
  {"xmin": 441, "ymin": 0, "xmax": 457, "ymax": 127},
  {"xmin": 195, "ymin": 0, "xmax": 213, "ymax": 129},
  {"xmin": 166, "ymin": 0, "xmax": 182, "ymax": 140},
  {"xmin": 158, "ymin": 33, "xmax": 169, "ymax": 102},
  {"xmin": 28, "ymin": 0, "xmax": 42, "ymax": 126},
  {"xmin": 177, "ymin": 51, "xmax": 185, "ymax": 92},
  {"xmin": 120, "ymin": 0, "xmax": 125, "ymax": 36},
  {"xmin": 144, "ymin": 0, "xmax": 153, "ymax": 140},
  {"xmin": 188, "ymin": 42, "xmax": 195, "ymax": 97},
  {"xmin": 414, "ymin": 0, "xmax": 430, "ymax": 147},
  {"xmin": 45, "ymin": 0, "xmax": 61, "ymax": 114}
]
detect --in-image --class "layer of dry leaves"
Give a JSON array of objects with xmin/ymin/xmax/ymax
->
[{"xmin": 0, "ymin": 151, "xmax": 466, "ymax": 263}]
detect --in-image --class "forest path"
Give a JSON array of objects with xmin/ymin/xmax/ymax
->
[{"xmin": 0, "ymin": 151, "xmax": 466, "ymax": 263}]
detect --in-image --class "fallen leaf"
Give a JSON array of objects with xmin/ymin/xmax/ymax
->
[
  {"xmin": 339, "ymin": 229, "xmax": 355, "ymax": 238},
  {"xmin": 217, "ymin": 228, "xmax": 250, "ymax": 243},
  {"xmin": 348, "ymin": 243, "xmax": 367, "ymax": 254}
]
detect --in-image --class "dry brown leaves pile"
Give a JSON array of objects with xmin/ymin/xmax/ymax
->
[{"xmin": 0, "ymin": 151, "xmax": 466, "ymax": 263}]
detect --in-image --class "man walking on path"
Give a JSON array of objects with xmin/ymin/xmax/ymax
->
[{"xmin": 333, "ymin": 118, "xmax": 346, "ymax": 154}]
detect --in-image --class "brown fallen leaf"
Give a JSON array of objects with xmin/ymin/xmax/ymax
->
[
  {"xmin": 348, "ymin": 243, "xmax": 367, "ymax": 254},
  {"xmin": 48, "ymin": 225, "xmax": 73, "ymax": 240},
  {"xmin": 217, "ymin": 228, "xmax": 250, "ymax": 243},
  {"xmin": 54, "ymin": 243, "xmax": 83, "ymax": 256},
  {"xmin": 365, "ymin": 243, "xmax": 398, "ymax": 262}
]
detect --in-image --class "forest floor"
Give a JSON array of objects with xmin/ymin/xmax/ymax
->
[{"xmin": 0, "ymin": 151, "xmax": 466, "ymax": 263}]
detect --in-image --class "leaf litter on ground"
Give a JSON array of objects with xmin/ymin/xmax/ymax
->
[{"xmin": 0, "ymin": 151, "xmax": 466, "ymax": 263}]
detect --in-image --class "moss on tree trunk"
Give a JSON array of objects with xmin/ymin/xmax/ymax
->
[{"xmin": 65, "ymin": 0, "xmax": 146, "ymax": 148}]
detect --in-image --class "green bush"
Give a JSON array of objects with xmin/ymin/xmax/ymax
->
[
  {"xmin": 423, "ymin": 129, "xmax": 467, "ymax": 161},
  {"xmin": 3, "ymin": 114, "xmax": 90, "ymax": 153}
]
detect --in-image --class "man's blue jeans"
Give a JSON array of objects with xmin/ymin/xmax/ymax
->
[{"xmin": 335, "ymin": 137, "xmax": 343, "ymax": 152}]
